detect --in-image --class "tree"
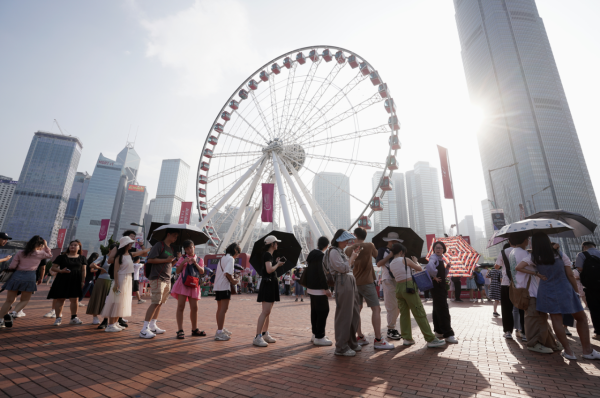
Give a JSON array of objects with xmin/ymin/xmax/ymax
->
[{"xmin": 100, "ymin": 236, "xmax": 116, "ymax": 256}]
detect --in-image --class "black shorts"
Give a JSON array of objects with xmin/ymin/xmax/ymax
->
[
  {"xmin": 132, "ymin": 280, "xmax": 140, "ymax": 292},
  {"xmin": 215, "ymin": 290, "xmax": 231, "ymax": 301}
]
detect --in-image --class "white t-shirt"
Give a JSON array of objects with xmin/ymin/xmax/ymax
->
[
  {"xmin": 389, "ymin": 257, "xmax": 411, "ymax": 282},
  {"xmin": 133, "ymin": 262, "xmax": 142, "ymax": 281},
  {"xmin": 480, "ymin": 269, "xmax": 490, "ymax": 285},
  {"xmin": 495, "ymin": 247, "xmax": 514, "ymax": 286},
  {"xmin": 511, "ymin": 247, "xmax": 540, "ymax": 297},
  {"xmin": 214, "ymin": 255, "xmax": 234, "ymax": 292},
  {"xmin": 93, "ymin": 256, "xmax": 111, "ymax": 280},
  {"xmin": 284, "ymin": 274, "xmax": 291, "ymax": 285}
]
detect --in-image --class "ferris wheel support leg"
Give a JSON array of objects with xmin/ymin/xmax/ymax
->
[
  {"xmin": 239, "ymin": 174, "xmax": 274, "ymax": 250},
  {"xmin": 271, "ymin": 152, "xmax": 294, "ymax": 233},
  {"xmin": 197, "ymin": 155, "xmax": 265, "ymax": 230},
  {"xmin": 274, "ymin": 154, "xmax": 321, "ymax": 246}
]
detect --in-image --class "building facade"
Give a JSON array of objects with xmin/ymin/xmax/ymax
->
[
  {"xmin": 371, "ymin": 171, "xmax": 398, "ymax": 234},
  {"xmin": 313, "ymin": 172, "xmax": 351, "ymax": 232},
  {"xmin": 0, "ymin": 176, "xmax": 18, "ymax": 231},
  {"xmin": 454, "ymin": 0, "xmax": 600, "ymax": 254},
  {"xmin": 3, "ymin": 132, "xmax": 82, "ymax": 247},
  {"xmin": 61, "ymin": 171, "xmax": 91, "ymax": 244},
  {"xmin": 150, "ymin": 159, "xmax": 190, "ymax": 224},
  {"xmin": 458, "ymin": 215, "xmax": 476, "ymax": 241},
  {"xmin": 392, "ymin": 173, "xmax": 409, "ymax": 228},
  {"xmin": 115, "ymin": 184, "xmax": 148, "ymax": 238}
]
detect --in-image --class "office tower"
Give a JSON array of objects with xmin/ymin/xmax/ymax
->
[
  {"xmin": 458, "ymin": 215, "xmax": 476, "ymax": 240},
  {"xmin": 392, "ymin": 173, "xmax": 409, "ymax": 227},
  {"xmin": 61, "ymin": 171, "xmax": 91, "ymax": 244},
  {"xmin": 150, "ymin": 159, "xmax": 190, "ymax": 224},
  {"xmin": 313, "ymin": 172, "xmax": 351, "ymax": 231},
  {"xmin": 371, "ymin": 171, "xmax": 398, "ymax": 234},
  {"xmin": 481, "ymin": 199, "xmax": 498, "ymax": 258},
  {"xmin": 148, "ymin": 199, "xmax": 156, "ymax": 216},
  {"xmin": 405, "ymin": 161, "xmax": 445, "ymax": 255},
  {"xmin": 0, "ymin": 176, "xmax": 18, "ymax": 231},
  {"xmin": 3, "ymin": 132, "xmax": 82, "ymax": 246},
  {"xmin": 454, "ymin": 0, "xmax": 600, "ymax": 253},
  {"xmin": 115, "ymin": 184, "xmax": 148, "ymax": 238}
]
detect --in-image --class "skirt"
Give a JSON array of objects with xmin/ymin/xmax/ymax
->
[
  {"xmin": 47, "ymin": 270, "xmax": 83, "ymax": 299},
  {"xmin": 2, "ymin": 270, "xmax": 37, "ymax": 293},
  {"xmin": 466, "ymin": 278, "xmax": 478, "ymax": 290},
  {"xmin": 257, "ymin": 277, "xmax": 280, "ymax": 303},
  {"xmin": 101, "ymin": 274, "xmax": 133, "ymax": 318},
  {"xmin": 170, "ymin": 274, "xmax": 201, "ymax": 301},
  {"xmin": 86, "ymin": 278, "xmax": 112, "ymax": 315}
]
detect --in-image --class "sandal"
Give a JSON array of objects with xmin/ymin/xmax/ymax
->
[
  {"xmin": 176, "ymin": 330, "xmax": 185, "ymax": 339},
  {"xmin": 192, "ymin": 329, "xmax": 206, "ymax": 336}
]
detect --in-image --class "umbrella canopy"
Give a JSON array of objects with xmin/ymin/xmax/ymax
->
[
  {"xmin": 295, "ymin": 263, "xmax": 306, "ymax": 269},
  {"xmin": 150, "ymin": 224, "xmax": 210, "ymax": 246},
  {"xmin": 528, "ymin": 210, "xmax": 597, "ymax": 238},
  {"xmin": 496, "ymin": 218, "xmax": 573, "ymax": 238},
  {"xmin": 372, "ymin": 227, "xmax": 423, "ymax": 258},
  {"xmin": 249, "ymin": 230, "xmax": 302, "ymax": 277},
  {"xmin": 146, "ymin": 222, "xmax": 169, "ymax": 241},
  {"xmin": 486, "ymin": 230, "xmax": 508, "ymax": 248},
  {"xmin": 426, "ymin": 236, "xmax": 480, "ymax": 277}
]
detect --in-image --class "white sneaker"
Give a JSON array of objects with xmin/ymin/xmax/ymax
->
[
  {"xmin": 69, "ymin": 317, "xmax": 83, "ymax": 325},
  {"xmin": 582, "ymin": 349, "xmax": 600, "ymax": 360},
  {"xmin": 214, "ymin": 331, "xmax": 231, "ymax": 341},
  {"xmin": 92, "ymin": 317, "xmax": 100, "ymax": 325},
  {"xmin": 323, "ymin": 336, "xmax": 332, "ymax": 343},
  {"xmin": 504, "ymin": 332, "xmax": 513, "ymax": 339},
  {"xmin": 353, "ymin": 344, "xmax": 362, "ymax": 351},
  {"xmin": 314, "ymin": 337, "xmax": 333, "ymax": 346},
  {"xmin": 138, "ymin": 299, "xmax": 146, "ymax": 304},
  {"xmin": 222, "ymin": 328, "xmax": 232, "ymax": 336},
  {"xmin": 139, "ymin": 329, "xmax": 156, "ymax": 339},
  {"xmin": 435, "ymin": 332, "xmax": 444, "ymax": 338},
  {"xmin": 78, "ymin": 302, "xmax": 86, "ymax": 307},
  {"xmin": 150, "ymin": 326, "xmax": 165, "ymax": 334},
  {"xmin": 54, "ymin": 317, "xmax": 62, "ymax": 326},
  {"xmin": 15, "ymin": 310, "xmax": 26, "ymax": 318},
  {"xmin": 9, "ymin": 311, "xmax": 17, "ymax": 318},
  {"xmin": 357, "ymin": 335, "xmax": 369, "ymax": 346},
  {"xmin": 427, "ymin": 338, "xmax": 447, "ymax": 348},
  {"xmin": 44, "ymin": 310, "xmax": 56, "ymax": 318},
  {"xmin": 105, "ymin": 324, "xmax": 121, "ymax": 332},
  {"xmin": 403, "ymin": 339, "xmax": 415, "ymax": 346},
  {"xmin": 114, "ymin": 324, "xmax": 124, "ymax": 331},
  {"xmin": 253, "ymin": 335, "xmax": 268, "ymax": 347},
  {"xmin": 263, "ymin": 332, "xmax": 276, "ymax": 343},
  {"xmin": 335, "ymin": 348, "xmax": 356, "ymax": 357},
  {"xmin": 374, "ymin": 338, "xmax": 395, "ymax": 350},
  {"xmin": 446, "ymin": 336, "xmax": 459, "ymax": 344}
]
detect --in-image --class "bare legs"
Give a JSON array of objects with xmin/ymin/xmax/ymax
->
[
  {"xmin": 356, "ymin": 304, "xmax": 382, "ymax": 339},
  {"xmin": 0, "ymin": 291, "xmax": 33, "ymax": 318},
  {"xmin": 53, "ymin": 298, "xmax": 78, "ymax": 318},
  {"xmin": 493, "ymin": 300, "xmax": 499, "ymax": 313},
  {"xmin": 216, "ymin": 299, "xmax": 230, "ymax": 329},
  {"xmin": 176, "ymin": 295, "xmax": 199, "ymax": 331},
  {"xmin": 144, "ymin": 303, "xmax": 162, "ymax": 322},
  {"xmin": 550, "ymin": 311, "xmax": 592, "ymax": 356},
  {"xmin": 256, "ymin": 302, "xmax": 273, "ymax": 335}
]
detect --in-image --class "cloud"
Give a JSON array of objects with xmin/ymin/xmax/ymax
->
[{"xmin": 139, "ymin": 0, "xmax": 258, "ymax": 98}]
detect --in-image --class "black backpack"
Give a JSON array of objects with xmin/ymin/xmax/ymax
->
[
  {"xmin": 108, "ymin": 255, "xmax": 115, "ymax": 280},
  {"xmin": 580, "ymin": 252, "xmax": 600, "ymax": 289}
]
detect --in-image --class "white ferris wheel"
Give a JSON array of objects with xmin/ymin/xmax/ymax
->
[{"xmin": 195, "ymin": 46, "xmax": 401, "ymax": 259}]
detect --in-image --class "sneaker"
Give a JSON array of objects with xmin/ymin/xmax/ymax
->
[
  {"xmin": 223, "ymin": 328, "xmax": 232, "ymax": 336},
  {"xmin": 138, "ymin": 299, "xmax": 146, "ymax": 304},
  {"xmin": 352, "ymin": 344, "xmax": 362, "ymax": 351},
  {"xmin": 435, "ymin": 332, "xmax": 444, "ymax": 338},
  {"xmin": 105, "ymin": 324, "xmax": 121, "ymax": 333},
  {"xmin": 374, "ymin": 338, "xmax": 395, "ymax": 350},
  {"xmin": 54, "ymin": 317, "xmax": 62, "ymax": 326},
  {"xmin": 43, "ymin": 310, "xmax": 56, "ymax": 318},
  {"xmin": 446, "ymin": 336, "xmax": 459, "ymax": 344},
  {"xmin": 263, "ymin": 332, "xmax": 276, "ymax": 343},
  {"xmin": 522, "ymin": 336, "xmax": 527, "ymax": 342},
  {"xmin": 150, "ymin": 326, "xmax": 165, "ymax": 334},
  {"xmin": 78, "ymin": 302, "xmax": 86, "ymax": 307},
  {"xmin": 387, "ymin": 329, "xmax": 401, "ymax": 340},
  {"xmin": 295, "ymin": 298, "xmax": 298, "ymax": 302},
  {"xmin": 120, "ymin": 318, "xmax": 128, "ymax": 323},
  {"xmin": 9, "ymin": 311, "xmax": 17, "ymax": 318},
  {"xmin": 403, "ymin": 339, "xmax": 416, "ymax": 346},
  {"xmin": 97, "ymin": 320, "xmax": 108, "ymax": 330},
  {"xmin": 253, "ymin": 335, "xmax": 268, "ymax": 347},
  {"xmin": 15, "ymin": 310, "xmax": 25, "ymax": 318},
  {"xmin": 357, "ymin": 335, "xmax": 369, "ymax": 346},
  {"xmin": 515, "ymin": 330, "xmax": 522, "ymax": 339},
  {"xmin": 214, "ymin": 331, "xmax": 231, "ymax": 341},
  {"xmin": 92, "ymin": 317, "xmax": 100, "ymax": 325},
  {"xmin": 0, "ymin": 320, "xmax": 4, "ymax": 328},
  {"xmin": 493, "ymin": 312, "xmax": 500, "ymax": 317},
  {"xmin": 3, "ymin": 314, "xmax": 13, "ymax": 328},
  {"xmin": 427, "ymin": 338, "xmax": 447, "ymax": 348},
  {"xmin": 69, "ymin": 317, "xmax": 83, "ymax": 325},
  {"xmin": 335, "ymin": 348, "xmax": 356, "ymax": 357},
  {"xmin": 561, "ymin": 350, "xmax": 577, "ymax": 360},
  {"xmin": 311, "ymin": 334, "xmax": 315, "ymax": 343},
  {"xmin": 455, "ymin": 299, "xmax": 464, "ymax": 302},
  {"xmin": 314, "ymin": 337, "xmax": 333, "ymax": 346},
  {"xmin": 139, "ymin": 329, "xmax": 156, "ymax": 339},
  {"xmin": 301, "ymin": 298, "xmax": 303, "ymax": 302},
  {"xmin": 527, "ymin": 343, "xmax": 553, "ymax": 354},
  {"xmin": 504, "ymin": 332, "xmax": 513, "ymax": 339},
  {"xmin": 582, "ymin": 349, "xmax": 600, "ymax": 360},
  {"xmin": 118, "ymin": 320, "xmax": 129, "ymax": 328}
]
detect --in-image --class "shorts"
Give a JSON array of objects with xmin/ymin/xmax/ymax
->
[
  {"xmin": 215, "ymin": 290, "xmax": 231, "ymax": 301},
  {"xmin": 132, "ymin": 280, "xmax": 140, "ymax": 293},
  {"xmin": 150, "ymin": 279, "xmax": 170, "ymax": 304},
  {"xmin": 357, "ymin": 283, "xmax": 380, "ymax": 307}
]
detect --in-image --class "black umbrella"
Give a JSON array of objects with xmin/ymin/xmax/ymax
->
[
  {"xmin": 249, "ymin": 230, "xmax": 302, "ymax": 277},
  {"xmin": 150, "ymin": 223, "xmax": 210, "ymax": 246},
  {"xmin": 528, "ymin": 210, "xmax": 597, "ymax": 238},
  {"xmin": 372, "ymin": 226, "xmax": 424, "ymax": 258},
  {"xmin": 146, "ymin": 222, "xmax": 169, "ymax": 241}
]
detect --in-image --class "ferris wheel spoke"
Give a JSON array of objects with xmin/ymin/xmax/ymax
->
[
  {"xmin": 211, "ymin": 151, "xmax": 263, "ymax": 159},
  {"xmin": 235, "ymin": 109, "xmax": 270, "ymax": 143},
  {"xmin": 301, "ymin": 153, "xmax": 385, "ymax": 169},
  {"xmin": 268, "ymin": 74, "xmax": 280, "ymax": 135},
  {"xmin": 219, "ymin": 131, "xmax": 264, "ymax": 148},
  {"xmin": 208, "ymin": 157, "xmax": 263, "ymax": 182},
  {"xmin": 250, "ymin": 90, "xmax": 274, "ymax": 139},
  {"xmin": 301, "ymin": 125, "xmax": 389, "ymax": 149},
  {"xmin": 282, "ymin": 58, "xmax": 322, "ymax": 136},
  {"xmin": 280, "ymin": 62, "xmax": 297, "ymax": 137}
]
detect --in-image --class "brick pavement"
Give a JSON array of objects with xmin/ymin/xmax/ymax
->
[{"xmin": 1, "ymin": 285, "xmax": 599, "ymax": 398}]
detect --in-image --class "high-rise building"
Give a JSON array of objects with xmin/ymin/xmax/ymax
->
[
  {"xmin": 61, "ymin": 171, "xmax": 91, "ymax": 244},
  {"xmin": 0, "ymin": 176, "xmax": 18, "ymax": 231},
  {"xmin": 3, "ymin": 132, "xmax": 82, "ymax": 246},
  {"xmin": 405, "ymin": 161, "xmax": 445, "ymax": 255},
  {"xmin": 481, "ymin": 199, "xmax": 499, "ymax": 259},
  {"xmin": 313, "ymin": 172, "xmax": 350, "ymax": 231},
  {"xmin": 115, "ymin": 184, "xmax": 148, "ymax": 238},
  {"xmin": 371, "ymin": 171, "xmax": 398, "ymax": 234},
  {"xmin": 458, "ymin": 215, "xmax": 476, "ymax": 240},
  {"xmin": 392, "ymin": 173, "xmax": 409, "ymax": 228},
  {"xmin": 150, "ymin": 159, "xmax": 190, "ymax": 224},
  {"xmin": 454, "ymin": 0, "xmax": 600, "ymax": 254}
]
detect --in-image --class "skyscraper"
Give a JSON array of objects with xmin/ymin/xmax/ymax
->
[
  {"xmin": 371, "ymin": 171, "xmax": 398, "ymax": 234},
  {"xmin": 454, "ymin": 0, "xmax": 600, "ymax": 253},
  {"xmin": 392, "ymin": 173, "xmax": 409, "ymax": 228},
  {"xmin": 3, "ymin": 132, "xmax": 82, "ymax": 246},
  {"xmin": 62, "ymin": 171, "xmax": 91, "ymax": 244},
  {"xmin": 458, "ymin": 215, "xmax": 476, "ymax": 240},
  {"xmin": 115, "ymin": 184, "xmax": 148, "ymax": 238},
  {"xmin": 313, "ymin": 172, "xmax": 350, "ymax": 231},
  {"xmin": 481, "ymin": 199, "xmax": 499, "ymax": 258},
  {"xmin": 150, "ymin": 159, "xmax": 190, "ymax": 224},
  {"xmin": 405, "ymin": 161, "xmax": 445, "ymax": 254},
  {"xmin": 0, "ymin": 176, "xmax": 18, "ymax": 231}
]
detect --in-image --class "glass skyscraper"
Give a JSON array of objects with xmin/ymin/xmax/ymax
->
[
  {"xmin": 115, "ymin": 184, "xmax": 148, "ymax": 238},
  {"xmin": 150, "ymin": 159, "xmax": 190, "ymax": 224},
  {"xmin": 313, "ymin": 172, "xmax": 350, "ymax": 231},
  {"xmin": 3, "ymin": 131, "xmax": 82, "ymax": 246},
  {"xmin": 454, "ymin": 0, "xmax": 600, "ymax": 252},
  {"xmin": 0, "ymin": 176, "xmax": 18, "ymax": 231},
  {"xmin": 61, "ymin": 171, "xmax": 91, "ymax": 244}
]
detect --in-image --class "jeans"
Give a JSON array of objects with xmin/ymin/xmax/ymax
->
[
  {"xmin": 310, "ymin": 294, "xmax": 329, "ymax": 339},
  {"xmin": 452, "ymin": 277, "xmax": 462, "ymax": 300},
  {"xmin": 431, "ymin": 280, "xmax": 454, "ymax": 337},
  {"xmin": 79, "ymin": 280, "xmax": 94, "ymax": 301}
]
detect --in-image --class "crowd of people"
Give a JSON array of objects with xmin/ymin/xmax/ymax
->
[{"xmin": 0, "ymin": 226, "xmax": 598, "ymax": 361}]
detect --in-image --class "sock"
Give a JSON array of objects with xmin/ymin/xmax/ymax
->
[
  {"xmin": 262, "ymin": 331, "xmax": 267, "ymax": 336},
  {"xmin": 217, "ymin": 329, "xmax": 223, "ymax": 333},
  {"xmin": 142, "ymin": 321, "xmax": 149, "ymax": 330},
  {"xmin": 256, "ymin": 334, "xmax": 262, "ymax": 339},
  {"xmin": 71, "ymin": 315, "xmax": 77, "ymax": 320},
  {"xmin": 149, "ymin": 319, "xmax": 157, "ymax": 329},
  {"xmin": 375, "ymin": 338, "xmax": 382, "ymax": 342}
]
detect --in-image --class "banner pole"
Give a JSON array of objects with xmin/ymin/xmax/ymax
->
[{"xmin": 447, "ymin": 149, "xmax": 460, "ymax": 235}]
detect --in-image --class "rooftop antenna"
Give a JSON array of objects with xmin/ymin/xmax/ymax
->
[
  {"xmin": 133, "ymin": 125, "xmax": 139, "ymax": 148},
  {"xmin": 53, "ymin": 119, "xmax": 66, "ymax": 135}
]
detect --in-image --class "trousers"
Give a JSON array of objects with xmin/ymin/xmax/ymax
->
[
  {"xmin": 309, "ymin": 294, "xmax": 329, "ymax": 339},
  {"xmin": 79, "ymin": 280, "xmax": 94, "ymax": 301},
  {"xmin": 525, "ymin": 297, "xmax": 558, "ymax": 349},
  {"xmin": 501, "ymin": 286, "xmax": 514, "ymax": 333},
  {"xmin": 452, "ymin": 277, "xmax": 462, "ymax": 300},
  {"xmin": 585, "ymin": 289, "xmax": 599, "ymax": 334},
  {"xmin": 382, "ymin": 279, "xmax": 399, "ymax": 329},
  {"xmin": 334, "ymin": 274, "xmax": 360, "ymax": 353},
  {"xmin": 396, "ymin": 280, "xmax": 435, "ymax": 342},
  {"xmin": 431, "ymin": 280, "xmax": 454, "ymax": 337}
]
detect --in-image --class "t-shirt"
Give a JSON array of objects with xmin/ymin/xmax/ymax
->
[
  {"xmin": 214, "ymin": 254, "xmax": 234, "ymax": 292},
  {"xmin": 284, "ymin": 275, "xmax": 291, "ymax": 285},
  {"xmin": 133, "ymin": 262, "xmax": 142, "ymax": 281},
  {"xmin": 495, "ymin": 247, "xmax": 514, "ymax": 286},
  {"xmin": 262, "ymin": 252, "xmax": 273, "ymax": 278},
  {"xmin": 345, "ymin": 242, "xmax": 377, "ymax": 286},
  {"xmin": 480, "ymin": 269, "xmax": 491, "ymax": 285},
  {"xmin": 376, "ymin": 247, "xmax": 393, "ymax": 280},
  {"xmin": 147, "ymin": 242, "xmax": 175, "ymax": 282},
  {"xmin": 511, "ymin": 247, "xmax": 540, "ymax": 297},
  {"xmin": 93, "ymin": 256, "xmax": 111, "ymax": 280},
  {"xmin": 389, "ymin": 256, "xmax": 411, "ymax": 282}
]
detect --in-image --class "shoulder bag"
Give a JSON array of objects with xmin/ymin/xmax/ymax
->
[
  {"xmin": 509, "ymin": 275, "xmax": 531, "ymax": 310},
  {"xmin": 321, "ymin": 248, "xmax": 337, "ymax": 287}
]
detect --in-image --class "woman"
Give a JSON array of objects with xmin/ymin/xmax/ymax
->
[
  {"xmin": 425, "ymin": 241, "xmax": 458, "ymax": 344},
  {"xmin": 305, "ymin": 236, "xmax": 333, "ymax": 346},
  {"xmin": 0, "ymin": 236, "xmax": 52, "ymax": 328},
  {"xmin": 86, "ymin": 243, "xmax": 117, "ymax": 328},
  {"xmin": 100, "ymin": 237, "xmax": 135, "ymax": 332},
  {"xmin": 383, "ymin": 243, "xmax": 445, "ymax": 347},
  {"xmin": 214, "ymin": 242, "xmax": 241, "ymax": 341},
  {"xmin": 254, "ymin": 235, "xmax": 285, "ymax": 347},
  {"xmin": 293, "ymin": 268, "xmax": 305, "ymax": 302},
  {"xmin": 325, "ymin": 229, "xmax": 361, "ymax": 356},
  {"xmin": 171, "ymin": 239, "xmax": 206, "ymax": 339},
  {"xmin": 79, "ymin": 252, "xmax": 99, "ymax": 306},
  {"xmin": 527, "ymin": 232, "xmax": 599, "ymax": 360},
  {"xmin": 467, "ymin": 268, "xmax": 484, "ymax": 303},
  {"xmin": 47, "ymin": 240, "xmax": 87, "ymax": 326},
  {"xmin": 486, "ymin": 264, "xmax": 502, "ymax": 317}
]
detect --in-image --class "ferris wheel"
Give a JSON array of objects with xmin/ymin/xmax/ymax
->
[{"xmin": 196, "ymin": 46, "xmax": 401, "ymax": 258}]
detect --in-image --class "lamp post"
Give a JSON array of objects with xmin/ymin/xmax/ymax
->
[
  {"xmin": 488, "ymin": 162, "xmax": 518, "ymax": 210},
  {"xmin": 531, "ymin": 186, "xmax": 551, "ymax": 213}
]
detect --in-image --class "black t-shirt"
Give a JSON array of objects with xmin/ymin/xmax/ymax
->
[{"xmin": 262, "ymin": 252, "xmax": 273, "ymax": 278}]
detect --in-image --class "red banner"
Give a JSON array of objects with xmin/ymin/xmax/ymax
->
[
  {"xmin": 57, "ymin": 229, "xmax": 67, "ymax": 250},
  {"xmin": 179, "ymin": 202, "xmax": 193, "ymax": 224},
  {"xmin": 462, "ymin": 236, "xmax": 471, "ymax": 244},
  {"xmin": 261, "ymin": 183, "xmax": 274, "ymax": 222},
  {"xmin": 99, "ymin": 219, "xmax": 110, "ymax": 241},
  {"xmin": 437, "ymin": 145, "xmax": 454, "ymax": 199},
  {"xmin": 426, "ymin": 234, "xmax": 436, "ymax": 253}
]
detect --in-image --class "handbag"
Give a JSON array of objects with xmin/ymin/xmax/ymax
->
[
  {"xmin": 404, "ymin": 258, "xmax": 415, "ymax": 294},
  {"xmin": 412, "ymin": 270, "xmax": 434, "ymax": 292},
  {"xmin": 509, "ymin": 275, "xmax": 532, "ymax": 310},
  {"xmin": 322, "ymin": 248, "xmax": 337, "ymax": 287},
  {"xmin": 182, "ymin": 260, "xmax": 201, "ymax": 288}
]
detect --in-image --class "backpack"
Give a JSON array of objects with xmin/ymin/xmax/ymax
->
[
  {"xmin": 580, "ymin": 252, "xmax": 600, "ymax": 289},
  {"xmin": 474, "ymin": 271, "xmax": 485, "ymax": 285},
  {"xmin": 144, "ymin": 242, "xmax": 165, "ymax": 278}
]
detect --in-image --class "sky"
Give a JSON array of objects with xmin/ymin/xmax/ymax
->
[{"xmin": 1, "ymin": 0, "xmax": 599, "ymax": 235}]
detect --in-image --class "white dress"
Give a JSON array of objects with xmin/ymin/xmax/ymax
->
[{"xmin": 101, "ymin": 255, "xmax": 134, "ymax": 318}]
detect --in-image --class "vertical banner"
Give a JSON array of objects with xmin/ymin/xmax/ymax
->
[
  {"xmin": 426, "ymin": 234, "xmax": 436, "ymax": 253},
  {"xmin": 261, "ymin": 183, "xmax": 274, "ymax": 222},
  {"xmin": 462, "ymin": 236, "xmax": 471, "ymax": 245},
  {"xmin": 99, "ymin": 219, "xmax": 110, "ymax": 241},
  {"xmin": 491, "ymin": 209, "xmax": 506, "ymax": 231},
  {"xmin": 437, "ymin": 145, "xmax": 454, "ymax": 199},
  {"xmin": 178, "ymin": 202, "xmax": 193, "ymax": 224},
  {"xmin": 57, "ymin": 229, "xmax": 67, "ymax": 250}
]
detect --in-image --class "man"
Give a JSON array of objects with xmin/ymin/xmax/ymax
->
[
  {"xmin": 345, "ymin": 227, "xmax": 394, "ymax": 349},
  {"xmin": 284, "ymin": 272, "xmax": 291, "ymax": 295},
  {"xmin": 139, "ymin": 229, "xmax": 178, "ymax": 339},
  {"xmin": 0, "ymin": 232, "xmax": 12, "ymax": 265},
  {"xmin": 451, "ymin": 275, "xmax": 463, "ymax": 302},
  {"xmin": 496, "ymin": 242, "xmax": 518, "ymax": 340},
  {"xmin": 575, "ymin": 241, "xmax": 600, "ymax": 340},
  {"xmin": 375, "ymin": 231, "xmax": 404, "ymax": 341}
]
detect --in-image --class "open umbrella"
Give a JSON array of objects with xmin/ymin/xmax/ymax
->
[
  {"xmin": 249, "ymin": 230, "xmax": 302, "ymax": 277},
  {"xmin": 150, "ymin": 224, "xmax": 210, "ymax": 246},
  {"xmin": 528, "ymin": 210, "xmax": 597, "ymax": 238},
  {"xmin": 372, "ymin": 226, "xmax": 423, "ymax": 258},
  {"xmin": 486, "ymin": 230, "xmax": 507, "ymax": 248},
  {"xmin": 496, "ymin": 218, "xmax": 573, "ymax": 238},
  {"xmin": 146, "ymin": 222, "xmax": 169, "ymax": 241}
]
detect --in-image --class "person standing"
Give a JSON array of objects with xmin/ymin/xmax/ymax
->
[
  {"xmin": 214, "ymin": 243, "xmax": 241, "ymax": 341},
  {"xmin": 0, "ymin": 232, "xmax": 13, "ymax": 266},
  {"xmin": 86, "ymin": 243, "xmax": 117, "ymax": 328},
  {"xmin": 451, "ymin": 276, "xmax": 463, "ymax": 302},
  {"xmin": 79, "ymin": 252, "xmax": 99, "ymax": 306},
  {"xmin": 0, "ymin": 236, "xmax": 52, "ymax": 328},
  {"xmin": 480, "ymin": 266, "xmax": 491, "ymax": 302},
  {"xmin": 132, "ymin": 257, "xmax": 145, "ymax": 304},
  {"xmin": 139, "ymin": 229, "xmax": 178, "ymax": 339},
  {"xmin": 575, "ymin": 241, "xmax": 600, "ymax": 340},
  {"xmin": 283, "ymin": 272, "xmax": 291, "ymax": 295},
  {"xmin": 496, "ymin": 242, "xmax": 517, "ymax": 339},
  {"xmin": 486, "ymin": 264, "xmax": 502, "ymax": 316},
  {"xmin": 426, "ymin": 241, "xmax": 458, "ymax": 344},
  {"xmin": 293, "ymin": 268, "xmax": 305, "ymax": 302},
  {"xmin": 468, "ymin": 268, "xmax": 485, "ymax": 303},
  {"xmin": 47, "ymin": 240, "xmax": 87, "ymax": 326},
  {"xmin": 375, "ymin": 232, "xmax": 404, "ymax": 341},
  {"xmin": 254, "ymin": 235, "xmax": 284, "ymax": 347},
  {"xmin": 306, "ymin": 236, "xmax": 333, "ymax": 346}
]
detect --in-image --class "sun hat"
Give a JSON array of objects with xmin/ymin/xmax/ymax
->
[
  {"xmin": 264, "ymin": 235, "xmax": 282, "ymax": 245},
  {"xmin": 382, "ymin": 232, "xmax": 404, "ymax": 243},
  {"xmin": 118, "ymin": 236, "xmax": 135, "ymax": 249},
  {"xmin": 336, "ymin": 231, "xmax": 356, "ymax": 243}
]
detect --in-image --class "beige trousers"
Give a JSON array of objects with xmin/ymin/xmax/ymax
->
[
  {"xmin": 334, "ymin": 273, "xmax": 360, "ymax": 353},
  {"xmin": 525, "ymin": 297, "xmax": 558, "ymax": 349},
  {"xmin": 382, "ymin": 279, "xmax": 399, "ymax": 330}
]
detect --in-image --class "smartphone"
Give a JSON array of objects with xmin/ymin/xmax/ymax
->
[{"xmin": 279, "ymin": 257, "xmax": 287, "ymax": 263}]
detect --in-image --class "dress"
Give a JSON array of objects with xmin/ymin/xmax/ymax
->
[
  {"xmin": 257, "ymin": 252, "xmax": 280, "ymax": 303},
  {"xmin": 47, "ymin": 255, "xmax": 86, "ymax": 299},
  {"xmin": 466, "ymin": 276, "xmax": 478, "ymax": 290},
  {"xmin": 536, "ymin": 255, "xmax": 584, "ymax": 314},
  {"xmin": 170, "ymin": 255, "xmax": 203, "ymax": 300},
  {"xmin": 487, "ymin": 269, "xmax": 502, "ymax": 300},
  {"xmin": 101, "ymin": 255, "xmax": 134, "ymax": 318}
]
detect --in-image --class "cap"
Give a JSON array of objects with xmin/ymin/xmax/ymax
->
[
  {"xmin": 118, "ymin": 236, "xmax": 135, "ymax": 249},
  {"xmin": 335, "ymin": 230, "xmax": 356, "ymax": 243},
  {"xmin": 0, "ymin": 232, "xmax": 12, "ymax": 240},
  {"xmin": 382, "ymin": 232, "xmax": 404, "ymax": 242},
  {"xmin": 264, "ymin": 235, "xmax": 282, "ymax": 245}
]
